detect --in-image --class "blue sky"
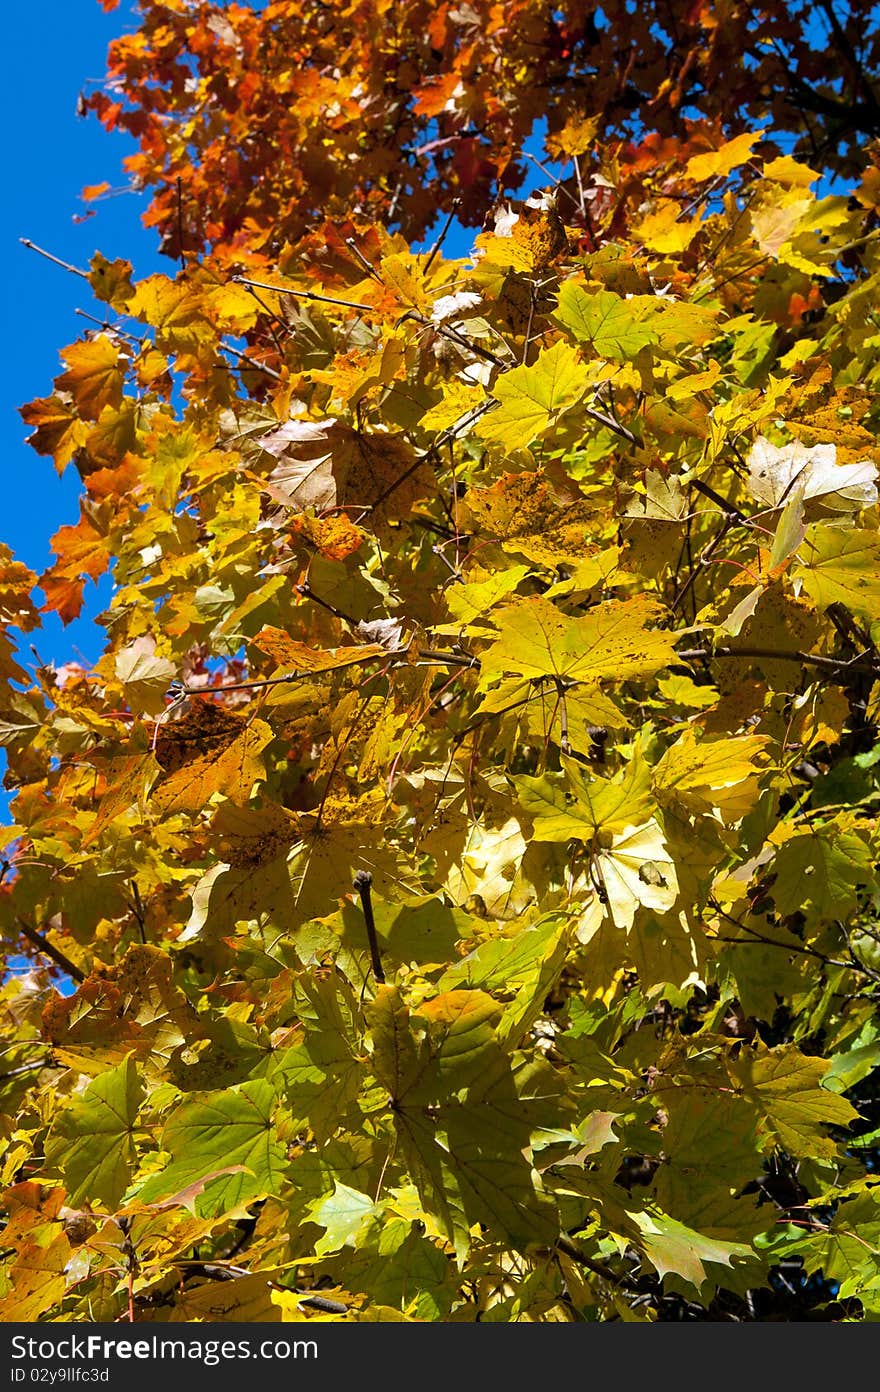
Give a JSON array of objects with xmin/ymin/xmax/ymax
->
[{"xmin": 3, "ymin": 1, "xmax": 164, "ymax": 667}]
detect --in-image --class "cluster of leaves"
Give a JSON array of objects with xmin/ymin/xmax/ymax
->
[
  {"xmin": 85, "ymin": 0, "xmax": 880, "ymax": 255},
  {"xmin": 3, "ymin": 0, "xmax": 880, "ymax": 1324}
]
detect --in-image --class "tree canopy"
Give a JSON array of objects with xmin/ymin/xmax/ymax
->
[{"xmin": 2, "ymin": 0, "xmax": 880, "ymax": 1323}]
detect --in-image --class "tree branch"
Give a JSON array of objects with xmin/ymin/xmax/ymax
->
[
  {"xmin": 674, "ymin": 645, "xmax": 878, "ymax": 676},
  {"xmin": 16, "ymin": 918, "xmax": 85, "ymax": 983},
  {"xmin": 353, "ymin": 870, "xmax": 385, "ymax": 984}
]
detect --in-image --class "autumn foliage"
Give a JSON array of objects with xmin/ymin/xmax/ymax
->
[{"xmin": 3, "ymin": 0, "xmax": 880, "ymax": 1322}]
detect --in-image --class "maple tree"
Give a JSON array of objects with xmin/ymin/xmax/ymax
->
[{"xmin": 3, "ymin": 0, "xmax": 880, "ymax": 1324}]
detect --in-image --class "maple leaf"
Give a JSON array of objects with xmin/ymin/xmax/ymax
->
[
  {"xmin": 45, "ymin": 1055, "xmax": 144, "ymax": 1209},
  {"xmin": 19, "ymin": 394, "xmax": 89, "ymax": 474},
  {"xmin": 685, "ymin": 129, "xmax": 765, "ymax": 182},
  {"xmin": 747, "ymin": 437, "xmax": 878, "ymax": 512},
  {"xmin": 518, "ymin": 755, "xmax": 678, "ymax": 929},
  {"xmin": 476, "ymin": 341, "xmax": 587, "ymax": 452},
  {"xmin": 56, "ymin": 335, "xmax": 127, "ymax": 420},
  {"xmin": 151, "ymin": 715, "xmax": 274, "ymax": 815},
  {"xmin": 133, "ymin": 1080, "xmax": 288, "ymax": 1217},
  {"xmin": 261, "ymin": 416, "xmax": 433, "ymax": 524},
  {"xmin": 635, "ymin": 199, "xmax": 703, "ymax": 254},
  {"xmin": 553, "ymin": 283, "xmax": 657, "ymax": 360},
  {"xmin": 767, "ymin": 818, "xmax": 874, "ymax": 919},
  {"xmin": 251, "ymin": 627, "xmax": 390, "ymax": 671},
  {"xmin": 480, "ymin": 595, "xmax": 677, "ymax": 688},
  {"xmin": 368, "ymin": 986, "xmax": 557, "ymax": 1254},
  {"xmin": 628, "ymin": 1206, "xmax": 752, "ymax": 1289},
  {"xmin": 182, "ymin": 800, "xmax": 301, "ymax": 942},
  {"xmin": 115, "ymin": 635, "xmax": 177, "ymax": 715},
  {"xmin": 39, "ymin": 508, "xmax": 113, "ymax": 624},
  {"xmin": 653, "ymin": 729, "xmax": 769, "ymax": 824},
  {"xmin": 728, "ymin": 1043, "xmax": 858, "ymax": 1159},
  {"xmin": 794, "ymin": 524, "xmax": 880, "ymax": 621}
]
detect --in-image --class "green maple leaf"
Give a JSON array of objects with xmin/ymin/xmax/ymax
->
[
  {"xmin": 334, "ymin": 1214, "xmax": 455, "ymax": 1319},
  {"xmin": 652, "ymin": 1092, "xmax": 765, "ymax": 1235},
  {"xmin": 309, "ymin": 1182, "xmax": 379, "ymax": 1254},
  {"xmin": 769, "ymin": 820, "xmax": 874, "ymax": 919},
  {"xmin": 728, "ymin": 1042, "xmax": 858, "ymax": 1159},
  {"xmin": 271, "ymin": 977, "xmax": 365, "ymax": 1142},
  {"xmin": 337, "ymin": 893, "xmax": 474, "ymax": 969},
  {"xmin": 440, "ymin": 914, "xmax": 567, "ymax": 994},
  {"xmin": 45, "ymin": 1054, "xmax": 144, "ymax": 1209},
  {"xmin": 793, "ymin": 524, "xmax": 880, "ymax": 622},
  {"xmin": 476, "ymin": 341, "xmax": 587, "ymax": 452},
  {"xmin": 628, "ymin": 1206, "xmax": 753, "ymax": 1289},
  {"xmin": 440, "ymin": 914, "xmax": 570, "ymax": 1046},
  {"xmin": 553, "ymin": 283, "xmax": 656, "ymax": 360},
  {"xmin": 368, "ymin": 987, "xmax": 557, "ymax": 1253},
  {"xmin": 134, "ymin": 1079, "xmax": 288, "ymax": 1216}
]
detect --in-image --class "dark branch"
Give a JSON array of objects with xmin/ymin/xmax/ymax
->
[{"xmin": 16, "ymin": 918, "xmax": 85, "ymax": 983}]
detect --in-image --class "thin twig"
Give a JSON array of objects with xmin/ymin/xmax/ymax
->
[
  {"xmin": 423, "ymin": 198, "xmax": 462, "ymax": 275},
  {"xmin": 75, "ymin": 308, "xmax": 144, "ymax": 343},
  {"xmin": 671, "ymin": 512, "xmax": 737, "ymax": 614},
  {"xmin": 298, "ymin": 1294, "xmax": 348, "ymax": 1314},
  {"xmin": 233, "ymin": 276, "xmax": 508, "ymax": 368},
  {"xmin": 709, "ymin": 900, "xmax": 880, "ymax": 980},
  {"xmin": 690, "ymin": 477, "xmax": 748, "ymax": 524},
  {"xmin": 585, "ymin": 405, "xmax": 638, "ymax": 445},
  {"xmin": 216, "ymin": 341, "xmax": 282, "ymax": 381},
  {"xmin": 411, "ymin": 314, "xmax": 507, "ymax": 366},
  {"xmin": 295, "ymin": 580, "xmax": 358, "ymax": 626},
  {"xmin": 20, "ymin": 238, "xmax": 89, "ymax": 279},
  {"xmin": 345, "ymin": 237, "xmax": 383, "ymax": 283},
  {"xmin": 176, "ymin": 176, "xmax": 185, "ymax": 271},
  {"xmin": 521, "ymin": 152, "xmax": 580, "ymax": 208},
  {"xmin": 1, "ymin": 1060, "xmax": 54, "ymax": 1082},
  {"xmin": 554, "ymin": 1237, "xmax": 639, "ymax": 1290},
  {"xmin": 232, "ymin": 275, "xmax": 371, "ymax": 313},
  {"xmin": 416, "ymin": 647, "xmax": 478, "ymax": 669},
  {"xmin": 675, "ymin": 645, "xmax": 878, "ymax": 675},
  {"xmin": 171, "ymin": 643, "xmax": 476, "ymax": 699},
  {"xmin": 522, "ymin": 286, "xmax": 537, "ymax": 365},
  {"xmin": 129, "ymin": 880, "xmax": 147, "ymax": 944}
]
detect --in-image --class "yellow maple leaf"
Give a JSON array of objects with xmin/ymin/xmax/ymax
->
[
  {"xmin": 480, "ymin": 595, "xmax": 677, "ymax": 687},
  {"xmin": 151, "ymin": 717, "xmax": 274, "ymax": 814},
  {"xmin": 653, "ymin": 729, "xmax": 770, "ymax": 824},
  {"xmin": 252, "ymin": 627, "xmax": 391, "ymax": 671},
  {"xmin": 685, "ymin": 129, "xmax": 764, "ymax": 182},
  {"xmin": 380, "ymin": 253, "xmax": 432, "ymax": 314},
  {"xmin": 635, "ymin": 199, "xmax": 702, "ymax": 255},
  {"xmin": 476, "ymin": 341, "xmax": 587, "ymax": 453}
]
